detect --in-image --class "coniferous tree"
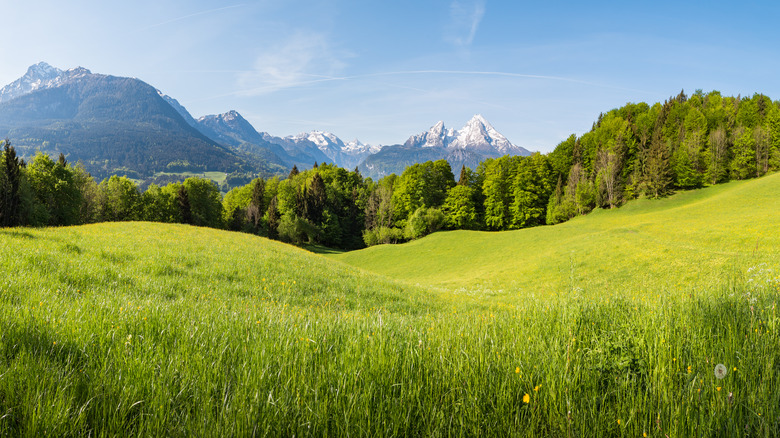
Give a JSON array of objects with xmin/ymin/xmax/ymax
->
[
  {"xmin": 289, "ymin": 165, "xmax": 299, "ymax": 179},
  {"xmin": 266, "ymin": 195, "xmax": 280, "ymax": 239},
  {"xmin": 176, "ymin": 185, "xmax": 193, "ymax": 225},
  {"xmin": 246, "ymin": 178, "xmax": 265, "ymax": 232},
  {"xmin": 0, "ymin": 140, "xmax": 23, "ymax": 227},
  {"xmin": 457, "ymin": 165, "xmax": 469, "ymax": 186},
  {"xmin": 306, "ymin": 173, "xmax": 327, "ymax": 225}
]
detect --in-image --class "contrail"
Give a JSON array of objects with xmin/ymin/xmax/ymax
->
[
  {"xmin": 136, "ymin": 4, "xmax": 245, "ymax": 31},
  {"xmin": 190, "ymin": 69, "xmax": 653, "ymax": 101}
]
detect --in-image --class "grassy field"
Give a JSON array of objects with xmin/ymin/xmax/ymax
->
[
  {"xmin": 333, "ymin": 173, "xmax": 780, "ymax": 300},
  {"xmin": 0, "ymin": 174, "xmax": 778, "ymax": 436}
]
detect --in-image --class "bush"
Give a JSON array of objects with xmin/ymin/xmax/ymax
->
[
  {"xmin": 278, "ymin": 213, "xmax": 320, "ymax": 245},
  {"xmin": 362, "ymin": 226, "xmax": 404, "ymax": 246},
  {"xmin": 404, "ymin": 207, "xmax": 445, "ymax": 240}
]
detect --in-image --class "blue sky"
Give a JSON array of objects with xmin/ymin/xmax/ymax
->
[{"xmin": 3, "ymin": 0, "xmax": 780, "ymax": 152}]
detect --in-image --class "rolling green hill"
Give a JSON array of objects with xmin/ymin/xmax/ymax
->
[
  {"xmin": 332, "ymin": 172, "xmax": 780, "ymax": 298},
  {"xmin": 1, "ymin": 176, "xmax": 779, "ymax": 435}
]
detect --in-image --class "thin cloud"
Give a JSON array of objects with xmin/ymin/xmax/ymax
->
[
  {"xmin": 238, "ymin": 31, "xmax": 350, "ymax": 95},
  {"xmin": 447, "ymin": 0, "xmax": 486, "ymax": 47},
  {"xmin": 196, "ymin": 69, "xmax": 652, "ymax": 102},
  {"xmin": 136, "ymin": 4, "xmax": 245, "ymax": 31}
]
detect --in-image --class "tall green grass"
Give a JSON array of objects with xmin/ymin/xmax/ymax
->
[{"xmin": 0, "ymin": 173, "xmax": 779, "ymax": 436}]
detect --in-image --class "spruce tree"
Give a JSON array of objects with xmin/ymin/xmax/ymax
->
[
  {"xmin": 289, "ymin": 165, "xmax": 299, "ymax": 179},
  {"xmin": 306, "ymin": 173, "xmax": 327, "ymax": 225},
  {"xmin": 1, "ymin": 140, "xmax": 22, "ymax": 227},
  {"xmin": 266, "ymin": 195, "xmax": 280, "ymax": 239},
  {"xmin": 176, "ymin": 185, "xmax": 192, "ymax": 224},
  {"xmin": 457, "ymin": 165, "xmax": 468, "ymax": 186},
  {"xmin": 247, "ymin": 178, "xmax": 265, "ymax": 232}
]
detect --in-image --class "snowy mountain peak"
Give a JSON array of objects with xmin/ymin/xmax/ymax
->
[
  {"xmin": 0, "ymin": 62, "xmax": 98, "ymax": 104},
  {"xmin": 63, "ymin": 67, "xmax": 92, "ymax": 79},
  {"xmin": 404, "ymin": 115, "xmax": 530, "ymax": 156},
  {"xmin": 221, "ymin": 110, "xmax": 241, "ymax": 122},
  {"xmin": 404, "ymin": 120, "xmax": 451, "ymax": 148},
  {"xmin": 26, "ymin": 62, "xmax": 62, "ymax": 80},
  {"xmin": 287, "ymin": 130, "xmax": 345, "ymax": 152},
  {"xmin": 0, "ymin": 62, "xmax": 64, "ymax": 103}
]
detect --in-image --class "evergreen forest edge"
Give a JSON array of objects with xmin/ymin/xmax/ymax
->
[{"xmin": 1, "ymin": 89, "xmax": 779, "ymax": 250}]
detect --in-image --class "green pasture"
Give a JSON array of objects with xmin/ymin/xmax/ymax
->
[
  {"xmin": 333, "ymin": 172, "xmax": 780, "ymax": 300},
  {"xmin": 0, "ymin": 173, "xmax": 779, "ymax": 436}
]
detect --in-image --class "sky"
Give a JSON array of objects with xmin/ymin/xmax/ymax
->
[{"xmin": 3, "ymin": 0, "xmax": 780, "ymax": 152}]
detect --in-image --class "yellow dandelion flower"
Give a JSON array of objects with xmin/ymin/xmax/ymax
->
[
  {"xmin": 617, "ymin": 419, "xmax": 621, "ymax": 425},
  {"xmin": 716, "ymin": 387, "xmax": 721, "ymax": 392},
  {"xmin": 515, "ymin": 367, "xmax": 520, "ymax": 374},
  {"xmin": 534, "ymin": 384, "xmax": 541, "ymax": 392},
  {"xmin": 522, "ymin": 393, "xmax": 530, "ymax": 404}
]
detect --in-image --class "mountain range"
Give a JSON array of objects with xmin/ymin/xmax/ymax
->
[{"xmin": 0, "ymin": 62, "xmax": 531, "ymax": 182}]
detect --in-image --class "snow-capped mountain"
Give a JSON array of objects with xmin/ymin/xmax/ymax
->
[
  {"xmin": 1, "ymin": 62, "xmax": 534, "ymax": 181},
  {"xmin": 0, "ymin": 62, "xmax": 259, "ymax": 180},
  {"xmin": 0, "ymin": 62, "xmax": 92, "ymax": 103},
  {"xmin": 405, "ymin": 114, "xmax": 529, "ymax": 156},
  {"xmin": 261, "ymin": 130, "xmax": 380, "ymax": 169},
  {"xmin": 360, "ymin": 115, "xmax": 530, "ymax": 178}
]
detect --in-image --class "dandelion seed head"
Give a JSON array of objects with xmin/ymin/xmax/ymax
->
[{"xmin": 714, "ymin": 364, "xmax": 728, "ymax": 379}]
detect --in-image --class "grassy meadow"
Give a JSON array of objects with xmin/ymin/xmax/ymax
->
[
  {"xmin": 0, "ymin": 174, "xmax": 779, "ymax": 436},
  {"xmin": 333, "ymin": 172, "xmax": 780, "ymax": 300}
]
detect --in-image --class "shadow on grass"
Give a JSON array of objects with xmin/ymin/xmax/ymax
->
[
  {"xmin": 1, "ymin": 322, "xmax": 87, "ymax": 370},
  {"xmin": 0, "ymin": 229, "xmax": 36, "ymax": 239},
  {"xmin": 303, "ymin": 244, "xmax": 346, "ymax": 255}
]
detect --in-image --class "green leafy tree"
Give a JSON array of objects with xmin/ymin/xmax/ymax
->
[
  {"xmin": 141, "ymin": 184, "xmax": 179, "ymax": 223},
  {"xmin": 481, "ymin": 157, "xmax": 515, "ymax": 230},
  {"xmin": 767, "ymin": 107, "xmax": 780, "ymax": 171},
  {"xmin": 510, "ymin": 153, "xmax": 554, "ymax": 227},
  {"xmin": 403, "ymin": 207, "xmax": 445, "ymax": 240},
  {"xmin": 442, "ymin": 185, "xmax": 479, "ymax": 229},
  {"xmin": 642, "ymin": 130, "xmax": 672, "ymax": 198},
  {"xmin": 674, "ymin": 108, "xmax": 707, "ymax": 189},
  {"xmin": 753, "ymin": 126, "xmax": 771, "ymax": 177},
  {"xmin": 71, "ymin": 163, "xmax": 101, "ymax": 224},
  {"xmin": 183, "ymin": 177, "xmax": 223, "ymax": 228},
  {"xmin": 222, "ymin": 183, "xmax": 254, "ymax": 232},
  {"xmin": 391, "ymin": 160, "xmax": 455, "ymax": 224},
  {"xmin": 366, "ymin": 175, "xmax": 396, "ymax": 229},
  {"xmin": 26, "ymin": 152, "xmax": 82, "ymax": 225},
  {"xmin": 730, "ymin": 126, "xmax": 756, "ymax": 180},
  {"xmin": 98, "ymin": 175, "xmax": 140, "ymax": 221},
  {"xmin": 705, "ymin": 127, "xmax": 729, "ymax": 184}
]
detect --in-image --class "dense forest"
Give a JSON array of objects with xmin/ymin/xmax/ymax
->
[{"xmin": 1, "ymin": 90, "xmax": 779, "ymax": 249}]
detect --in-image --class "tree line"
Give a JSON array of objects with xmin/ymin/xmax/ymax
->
[{"xmin": 1, "ymin": 90, "xmax": 779, "ymax": 248}]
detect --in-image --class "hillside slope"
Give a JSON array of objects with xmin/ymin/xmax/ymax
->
[
  {"xmin": 332, "ymin": 172, "xmax": 780, "ymax": 295},
  {"xmin": 0, "ymin": 222, "xmax": 430, "ymax": 311}
]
